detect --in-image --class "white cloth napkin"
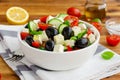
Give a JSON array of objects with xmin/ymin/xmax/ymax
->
[{"xmin": 0, "ymin": 25, "xmax": 120, "ymax": 80}]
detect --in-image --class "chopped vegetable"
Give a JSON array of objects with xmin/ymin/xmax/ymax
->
[
  {"xmin": 48, "ymin": 18, "xmax": 62, "ymax": 29},
  {"xmin": 40, "ymin": 16, "xmax": 48, "ymax": 23},
  {"xmin": 66, "ymin": 45, "xmax": 73, "ymax": 51},
  {"xmin": 64, "ymin": 15, "xmax": 79, "ymax": 27},
  {"xmin": 56, "ymin": 13, "xmax": 68, "ymax": 19},
  {"xmin": 70, "ymin": 36, "xmax": 77, "ymax": 40},
  {"xmin": 30, "ymin": 31, "xmax": 42, "ymax": 35},
  {"xmin": 101, "ymin": 51, "xmax": 114, "ymax": 60},
  {"xmin": 77, "ymin": 29, "xmax": 87, "ymax": 39},
  {"xmin": 67, "ymin": 7, "xmax": 82, "ymax": 18},
  {"xmin": 38, "ymin": 22, "xmax": 49, "ymax": 30},
  {"xmin": 32, "ymin": 41, "xmax": 40, "ymax": 48},
  {"xmin": 106, "ymin": 35, "xmax": 120, "ymax": 46},
  {"xmin": 20, "ymin": 32, "xmax": 29, "ymax": 40},
  {"xmin": 91, "ymin": 22, "xmax": 102, "ymax": 32},
  {"xmin": 28, "ymin": 21, "xmax": 38, "ymax": 32},
  {"xmin": 21, "ymin": 13, "xmax": 97, "ymax": 52},
  {"xmin": 58, "ymin": 24, "xmax": 68, "ymax": 33}
]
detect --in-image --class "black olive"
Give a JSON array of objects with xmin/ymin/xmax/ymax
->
[
  {"xmin": 45, "ymin": 40, "xmax": 55, "ymax": 51},
  {"xmin": 25, "ymin": 35, "xmax": 34, "ymax": 46},
  {"xmin": 62, "ymin": 27, "xmax": 73, "ymax": 40},
  {"xmin": 75, "ymin": 38, "xmax": 88, "ymax": 48},
  {"xmin": 45, "ymin": 27, "xmax": 58, "ymax": 39},
  {"xmin": 25, "ymin": 24, "xmax": 28, "ymax": 28}
]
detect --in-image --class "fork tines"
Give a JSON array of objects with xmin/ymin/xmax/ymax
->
[{"xmin": 6, "ymin": 55, "xmax": 24, "ymax": 62}]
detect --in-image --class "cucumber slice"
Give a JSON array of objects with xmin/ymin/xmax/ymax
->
[
  {"xmin": 28, "ymin": 21, "xmax": 38, "ymax": 32},
  {"xmin": 48, "ymin": 18, "xmax": 62, "ymax": 29},
  {"xmin": 58, "ymin": 24, "xmax": 68, "ymax": 33},
  {"xmin": 56, "ymin": 13, "xmax": 68, "ymax": 19},
  {"xmin": 77, "ymin": 29, "xmax": 87, "ymax": 39}
]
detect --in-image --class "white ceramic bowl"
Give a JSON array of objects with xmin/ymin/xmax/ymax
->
[{"xmin": 18, "ymin": 20, "xmax": 100, "ymax": 70}]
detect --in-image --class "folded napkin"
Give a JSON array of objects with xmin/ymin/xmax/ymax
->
[{"xmin": 0, "ymin": 25, "xmax": 120, "ymax": 80}]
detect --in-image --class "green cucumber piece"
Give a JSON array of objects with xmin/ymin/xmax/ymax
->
[
  {"xmin": 28, "ymin": 21, "xmax": 38, "ymax": 32},
  {"xmin": 30, "ymin": 31, "xmax": 43, "ymax": 35},
  {"xmin": 77, "ymin": 29, "xmax": 87, "ymax": 39},
  {"xmin": 58, "ymin": 24, "xmax": 68, "ymax": 33},
  {"xmin": 56, "ymin": 13, "xmax": 68, "ymax": 19},
  {"xmin": 101, "ymin": 51, "xmax": 114, "ymax": 60},
  {"xmin": 48, "ymin": 18, "xmax": 62, "ymax": 29}
]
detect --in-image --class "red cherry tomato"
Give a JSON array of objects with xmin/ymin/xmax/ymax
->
[
  {"xmin": 106, "ymin": 35, "xmax": 120, "ymax": 46},
  {"xmin": 38, "ymin": 23, "xmax": 49, "ymax": 30},
  {"xmin": 67, "ymin": 7, "xmax": 82, "ymax": 18},
  {"xmin": 32, "ymin": 41, "xmax": 40, "ymax": 48},
  {"xmin": 64, "ymin": 15, "xmax": 79, "ymax": 27},
  {"xmin": 20, "ymin": 32, "xmax": 29, "ymax": 40},
  {"xmin": 71, "ymin": 20, "xmax": 79, "ymax": 27},
  {"xmin": 91, "ymin": 22, "xmax": 102, "ymax": 32},
  {"xmin": 67, "ymin": 45, "xmax": 73, "ymax": 51},
  {"xmin": 87, "ymin": 28, "xmax": 93, "ymax": 35},
  {"xmin": 40, "ymin": 16, "xmax": 48, "ymax": 23}
]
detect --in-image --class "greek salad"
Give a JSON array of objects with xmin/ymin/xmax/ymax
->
[{"xmin": 20, "ymin": 14, "xmax": 96, "ymax": 52}]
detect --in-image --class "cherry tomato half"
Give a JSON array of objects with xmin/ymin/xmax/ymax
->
[
  {"xmin": 40, "ymin": 16, "xmax": 48, "ymax": 23},
  {"xmin": 67, "ymin": 7, "xmax": 82, "ymax": 18},
  {"xmin": 32, "ymin": 41, "xmax": 41, "ymax": 48},
  {"xmin": 87, "ymin": 28, "xmax": 93, "ymax": 35},
  {"xmin": 91, "ymin": 22, "xmax": 102, "ymax": 32},
  {"xmin": 20, "ymin": 32, "xmax": 29, "ymax": 40},
  {"xmin": 66, "ymin": 45, "xmax": 73, "ymax": 51},
  {"xmin": 64, "ymin": 15, "xmax": 79, "ymax": 27},
  {"xmin": 106, "ymin": 35, "xmax": 120, "ymax": 46},
  {"xmin": 38, "ymin": 22, "xmax": 49, "ymax": 30}
]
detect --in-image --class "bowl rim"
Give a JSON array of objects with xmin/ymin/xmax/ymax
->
[
  {"xmin": 105, "ymin": 18, "xmax": 120, "ymax": 25},
  {"xmin": 18, "ymin": 20, "xmax": 100, "ymax": 54}
]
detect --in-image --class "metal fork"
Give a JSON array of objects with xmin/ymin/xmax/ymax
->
[{"xmin": 0, "ymin": 32, "xmax": 24, "ymax": 61}]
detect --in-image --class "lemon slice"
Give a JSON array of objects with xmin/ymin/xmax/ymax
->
[{"xmin": 6, "ymin": 7, "xmax": 29, "ymax": 25}]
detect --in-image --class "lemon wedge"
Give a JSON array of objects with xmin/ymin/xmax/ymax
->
[{"xmin": 6, "ymin": 7, "xmax": 29, "ymax": 25}]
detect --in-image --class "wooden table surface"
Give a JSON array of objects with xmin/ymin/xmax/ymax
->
[{"xmin": 0, "ymin": 0, "xmax": 120, "ymax": 80}]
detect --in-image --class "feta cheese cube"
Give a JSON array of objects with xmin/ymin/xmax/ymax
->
[
  {"xmin": 33, "ymin": 19, "xmax": 40, "ymax": 24},
  {"xmin": 83, "ymin": 34, "xmax": 87, "ymax": 38},
  {"xmin": 53, "ymin": 44, "xmax": 64, "ymax": 52},
  {"xmin": 88, "ymin": 33, "xmax": 96, "ymax": 43},
  {"xmin": 64, "ymin": 40, "xmax": 75, "ymax": 47},
  {"xmin": 78, "ymin": 23, "xmax": 87, "ymax": 30},
  {"xmin": 22, "ymin": 28, "xmax": 29, "ymax": 33},
  {"xmin": 33, "ymin": 35, "xmax": 42, "ymax": 44},
  {"xmin": 72, "ymin": 27, "xmax": 81, "ymax": 36},
  {"xmin": 40, "ymin": 31, "xmax": 49, "ymax": 41},
  {"xmin": 54, "ymin": 34, "xmax": 64, "ymax": 44}
]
